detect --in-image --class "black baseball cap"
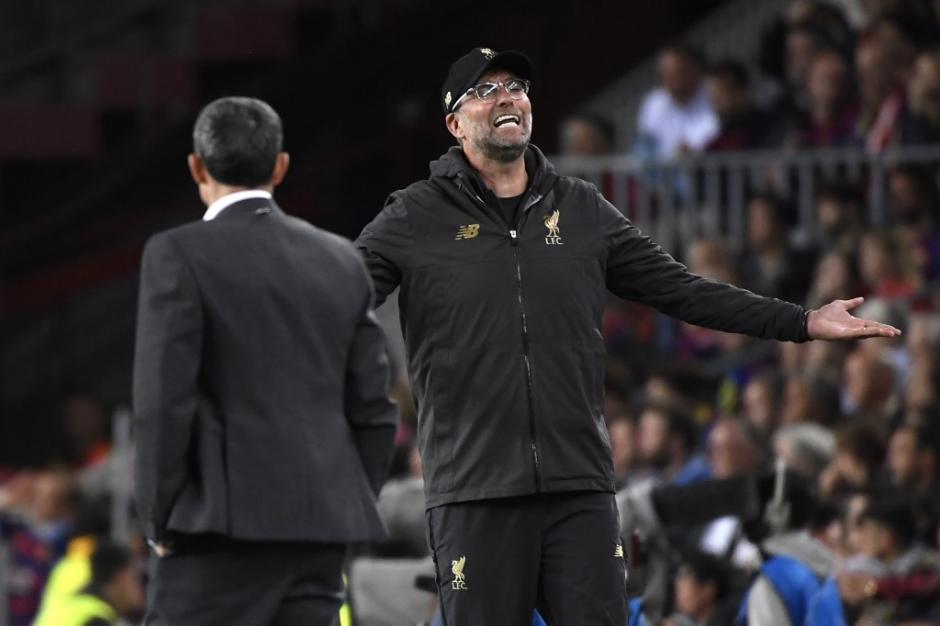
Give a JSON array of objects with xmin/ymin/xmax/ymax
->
[{"xmin": 442, "ymin": 47, "xmax": 533, "ymax": 113}]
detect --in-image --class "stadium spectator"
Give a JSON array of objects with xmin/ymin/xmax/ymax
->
[
  {"xmin": 704, "ymin": 60, "xmax": 771, "ymax": 151},
  {"xmin": 902, "ymin": 47, "xmax": 940, "ymax": 144},
  {"xmin": 851, "ymin": 496, "xmax": 939, "ymax": 625},
  {"xmin": 741, "ymin": 371, "xmax": 784, "ymax": 444},
  {"xmin": 663, "ymin": 548, "xmax": 734, "ymax": 626},
  {"xmin": 700, "ymin": 418, "xmax": 764, "ymax": 569},
  {"xmin": 635, "ymin": 44, "xmax": 718, "ymax": 160},
  {"xmin": 887, "ymin": 422, "xmax": 939, "ymax": 506},
  {"xmin": 738, "ymin": 193, "xmax": 816, "ymax": 304},
  {"xmin": 707, "ymin": 418, "xmax": 763, "ymax": 481},
  {"xmin": 800, "ymin": 47, "xmax": 859, "ymax": 147},
  {"xmin": 559, "ymin": 113, "xmax": 614, "ymax": 156},
  {"xmin": 887, "ymin": 163, "xmax": 940, "ymax": 283},
  {"xmin": 0, "ymin": 469, "xmax": 80, "ymax": 626},
  {"xmin": 783, "ymin": 24, "xmax": 824, "ymax": 112},
  {"xmin": 779, "ymin": 369, "xmax": 842, "ymax": 426},
  {"xmin": 904, "ymin": 356, "xmax": 940, "ymax": 416},
  {"xmin": 845, "ymin": 345, "xmax": 901, "ymax": 426},
  {"xmin": 741, "ymin": 495, "xmax": 840, "ymax": 626},
  {"xmin": 854, "ymin": 28, "xmax": 908, "ymax": 151},
  {"xmin": 33, "ymin": 540, "xmax": 145, "ymax": 626},
  {"xmin": 872, "ymin": 12, "xmax": 921, "ymax": 86},
  {"xmin": 635, "ymin": 402, "xmax": 706, "ymax": 486},
  {"xmin": 59, "ymin": 394, "xmax": 111, "ymax": 471},
  {"xmin": 814, "ymin": 180, "xmax": 866, "ymax": 254},
  {"xmin": 806, "ymin": 250, "xmax": 862, "ymax": 312},
  {"xmin": 819, "ymin": 422, "xmax": 887, "ymax": 497},
  {"xmin": 773, "ymin": 423, "xmax": 835, "ymax": 480},
  {"xmin": 858, "ymin": 230, "xmax": 920, "ymax": 299}
]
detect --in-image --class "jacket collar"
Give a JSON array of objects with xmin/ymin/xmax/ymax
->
[
  {"xmin": 203, "ymin": 189, "xmax": 273, "ymax": 221},
  {"xmin": 428, "ymin": 144, "xmax": 558, "ymax": 201},
  {"xmin": 208, "ymin": 196, "xmax": 282, "ymax": 222}
]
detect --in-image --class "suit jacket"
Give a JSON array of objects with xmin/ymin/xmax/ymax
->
[{"xmin": 132, "ymin": 196, "xmax": 397, "ymax": 544}]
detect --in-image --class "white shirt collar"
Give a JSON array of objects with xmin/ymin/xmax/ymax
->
[{"xmin": 203, "ymin": 190, "xmax": 273, "ymax": 221}]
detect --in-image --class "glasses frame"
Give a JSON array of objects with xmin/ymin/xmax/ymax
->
[{"xmin": 451, "ymin": 78, "xmax": 530, "ymax": 111}]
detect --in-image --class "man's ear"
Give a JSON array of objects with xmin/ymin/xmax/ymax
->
[
  {"xmin": 445, "ymin": 112, "xmax": 462, "ymax": 142},
  {"xmin": 188, "ymin": 154, "xmax": 209, "ymax": 185},
  {"xmin": 271, "ymin": 152, "xmax": 290, "ymax": 188}
]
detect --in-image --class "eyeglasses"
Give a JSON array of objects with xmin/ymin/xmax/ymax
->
[{"xmin": 452, "ymin": 78, "xmax": 530, "ymax": 110}]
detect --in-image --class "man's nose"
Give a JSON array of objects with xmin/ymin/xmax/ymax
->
[{"xmin": 494, "ymin": 84, "xmax": 514, "ymax": 105}]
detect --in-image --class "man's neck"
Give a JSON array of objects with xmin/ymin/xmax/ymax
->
[
  {"xmin": 463, "ymin": 147, "xmax": 528, "ymax": 198},
  {"xmin": 203, "ymin": 183, "xmax": 274, "ymax": 207}
]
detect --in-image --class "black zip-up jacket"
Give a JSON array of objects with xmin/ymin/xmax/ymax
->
[{"xmin": 356, "ymin": 145, "xmax": 808, "ymax": 508}]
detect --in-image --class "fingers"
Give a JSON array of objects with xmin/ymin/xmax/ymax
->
[
  {"xmin": 855, "ymin": 320, "xmax": 902, "ymax": 338},
  {"xmin": 839, "ymin": 296, "xmax": 865, "ymax": 310}
]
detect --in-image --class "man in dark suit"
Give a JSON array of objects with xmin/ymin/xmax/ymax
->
[{"xmin": 132, "ymin": 96, "xmax": 398, "ymax": 626}]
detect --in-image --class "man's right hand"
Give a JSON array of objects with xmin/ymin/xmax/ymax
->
[{"xmin": 807, "ymin": 297, "xmax": 902, "ymax": 340}]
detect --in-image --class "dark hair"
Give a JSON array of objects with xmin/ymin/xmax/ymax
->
[
  {"xmin": 707, "ymin": 59, "xmax": 749, "ymax": 88},
  {"xmin": 748, "ymin": 191, "xmax": 798, "ymax": 229},
  {"xmin": 640, "ymin": 400, "xmax": 699, "ymax": 454},
  {"xmin": 91, "ymin": 541, "xmax": 133, "ymax": 586},
  {"xmin": 192, "ymin": 96, "xmax": 283, "ymax": 187},
  {"xmin": 897, "ymin": 422, "xmax": 940, "ymax": 457},
  {"xmin": 890, "ymin": 163, "xmax": 940, "ymax": 208},
  {"xmin": 678, "ymin": 547, "xmax": 731, "ymax": 598},
  {"xmin": 660, "ymin": 42, "xmax": 706, "ymax": 70},
  {"xmin": 564, "ymin": 113, "xmax": 615, "ymax": 146},
  {"xmin": 835, "ymin": 422, "xmax": 885, "ymax": 472},
  {"xmin": 861, "ymin": 497, "xmax": 919, "ymax": 547},
  {"xmin": 816, "ymin": 178, "xmax": 864, "ymax": 209}
]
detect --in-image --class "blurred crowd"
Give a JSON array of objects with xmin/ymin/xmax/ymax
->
[
  {"xmin": 0, "ymin": 395, "xmax": 145, "ymax": 626},
  {"xmin": 4, "ymin": 1, "xmax": 940, "ymax": 625},
  {"xmin": 561, "ymin": 0, "xmax": 940, "ymax": 158}
]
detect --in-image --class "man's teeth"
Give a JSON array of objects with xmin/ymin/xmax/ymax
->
[{"xmin": 494, "ymin": 115, "xmax": 520, "ymax": 127}]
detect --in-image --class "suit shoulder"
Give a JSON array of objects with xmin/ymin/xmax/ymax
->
[
  {"xmin": 283, "ymin": 215, "xmax": 364, "ymax": 267},
  {"xmin": 283, "ymin": 214, "xmax": 354, "ymax": 249}
]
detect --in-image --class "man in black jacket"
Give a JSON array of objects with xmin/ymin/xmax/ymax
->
[
  {"xmin": 356, "ymin": 48, "xmax": 899, "ymax": 625},
  {"xmin": 133, "ymin": 97, "xmax": 398, "ymax": 625}
]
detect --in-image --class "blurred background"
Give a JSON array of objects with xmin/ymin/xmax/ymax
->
[{"xmin": 2, "ymin": 0, "xmax": 940, "ymax": 624}]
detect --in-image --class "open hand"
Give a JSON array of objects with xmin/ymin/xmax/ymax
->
[{"xmin": 807, "ymin": 297, "xmax": 901, "ymax": 340}]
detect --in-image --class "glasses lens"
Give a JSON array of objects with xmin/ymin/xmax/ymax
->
[
  {"xmin": 506, "ymin": 79, "xmax": 529, "ymax": 99},
  {"xmin": 474, "ymin": 83, "xmax": 499, "ymax": 100}
]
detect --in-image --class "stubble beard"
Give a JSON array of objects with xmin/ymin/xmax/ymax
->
[{"xmin": 469, "ymin": 115, "xmax": 533, "ymax": 163}]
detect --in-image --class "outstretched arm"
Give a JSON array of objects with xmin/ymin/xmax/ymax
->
[{"xmin": 806, "ymin": 297, "xmax": 901, "ymax": 340}]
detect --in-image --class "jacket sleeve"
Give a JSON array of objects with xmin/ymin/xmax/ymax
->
[
  {"xmin": 598, "ymin": 191, "xmax": 809, "ymax": 342},
  {"xmin": 132, "ymin": 233, "xmax": 203, "ymax": 541},
  {"xmin": 345, "ymin": 264, "xmax": 399, "ymax": 496},
  {"xmin": 355, "ymin": 192, "xmax": 413, "ymax": 307}
]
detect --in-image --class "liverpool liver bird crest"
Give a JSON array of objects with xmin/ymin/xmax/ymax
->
[
  {"xmin": 451, "ymin": 555, "xmax": 467, "ymax": 589},
  {"xmin": 544, "ymin": 210, "xmax": 560, "ymax": 238}
]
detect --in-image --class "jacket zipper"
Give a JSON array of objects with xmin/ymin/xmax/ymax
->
[
  {"xmin": 514, "ymin": 193, "xmax": 543, "ymax": 491},
  {"xmin": 509, "ymin": 228, "xmax": 541, "ymax": 491},
  {"xmin": 457, "ymin": 177, "xmax": 544, "ymax": 491}
]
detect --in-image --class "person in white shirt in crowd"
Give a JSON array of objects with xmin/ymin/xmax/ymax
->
[{"xmin": 635, "ymin": 44, "xmax": 719, "ymax": 160}]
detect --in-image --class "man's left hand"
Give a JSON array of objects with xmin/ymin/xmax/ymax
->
[{"xmin": 807, "ymin": 297, "xmax": 901, "ymax": 340}]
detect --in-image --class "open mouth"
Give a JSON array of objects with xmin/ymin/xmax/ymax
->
[{"xmin": 493, "ymin": 114, "xmax": 521, "ymax": 127}]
